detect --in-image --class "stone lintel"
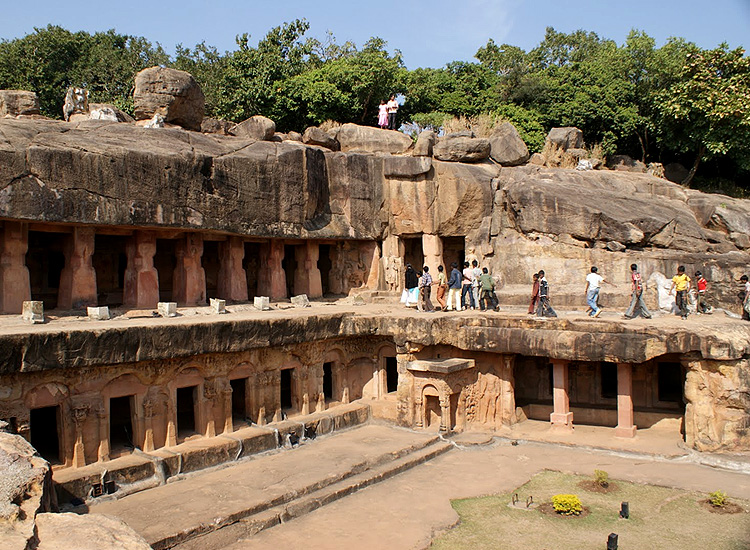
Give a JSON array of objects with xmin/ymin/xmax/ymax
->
[{"xmin": 407, "ymin": 358, "xmax": 475, "ymax": 374}]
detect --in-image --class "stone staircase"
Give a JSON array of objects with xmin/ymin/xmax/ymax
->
[{"xmin": 88, "ymin": 424, "xmax": 453, "ymax": 549}]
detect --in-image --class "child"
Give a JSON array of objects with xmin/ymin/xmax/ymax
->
[
  {"xmin": 669, "ymin": 265, "xmax": 691, "ymax": 320},
  {"xmin": 624, "ymin": 263, "xmax": 651, "ymax": 319},
  {"xmin": 695, "ymin": 271, "xmax": 710, "ymax": 314},
  {"xmin": 478, "ymin": 267, "xmax": 500, "ymax": 311},
  {"xmin": 535, "ymin": 270, "xmax": 557, "ymax": 317},
  {"xmin": 377, "ymin": 100, "xmax": 388, "ymax": 129}
]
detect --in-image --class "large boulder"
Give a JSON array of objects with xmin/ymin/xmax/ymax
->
[
  {"xmin": 546, "ymin": 127, "xmax": 584, "ymax": 151},
  {"xmin": 433, "ymin": 136, "xmax": 491, "ymax": 163},
  {"xmin": 608, "ymin": 154, "xmax": 646, "ymax": 173},
  {"xmin": 302, "ymin": 126, "xmax": 340, "ymax": 151},
  {"xmin": 89, "ymin": 103, "xmax": 134, "ymax": 123},
  {"xmin": 664, "ymin": 162, "xmax": 689, "ymax": 184},
  {"xmin": 230, "ymin": 115, "xmax": 276, "ymax": 140},
  {"xmin": 133, "ymin": 67, "xmax": 205, "ymax": 131},
  {"xmin": 0, "ymin": 91, "xmax": 40, "ymax": 117},
  {"xmin": 413, "ymin": 130, "xmax": 436, "ymax": 157},
  {"xmin": 201, "ymin": 117, "xmax": 233, "ymax": 135},
  {"xmin": 488, "ymin": 122, "xmax": 529, "ymax": 166},
  {"xmin": 337, "ymin": 123, "xmax": 412, "ymax": 154}
]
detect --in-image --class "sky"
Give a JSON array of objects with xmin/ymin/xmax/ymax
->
[{"xmin": 0, "ymin": 0, "xmax": 748, "ymax": 69}]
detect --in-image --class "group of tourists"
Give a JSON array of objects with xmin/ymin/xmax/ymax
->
[
  {"xmin": 377, "ymin": 95, "xmax": 399, "ymax": 130},
  {"xmin": 402, "ymin": 257, "xmax": 750, "ymax": 321},
  {"xmin": 401, "ymin": 260, "xmax": 500, "ymax": 313}
]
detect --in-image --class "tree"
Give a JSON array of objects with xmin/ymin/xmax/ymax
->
[{"xmin": 656, "ymin": 44, "xmax": 750, "ymax": 185}]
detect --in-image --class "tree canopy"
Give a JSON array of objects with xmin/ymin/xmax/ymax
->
[{"xmin": 0, "ymin": 22, "xmax": 747, "ymax": 194}]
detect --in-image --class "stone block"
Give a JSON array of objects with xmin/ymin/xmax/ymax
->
[
  {"xmin": 209, "ymin": 298, "xmax": 226, "ymax": 314},
  {"xmin": 291, "ymin": 294, "xmax": 310, "ymax": 308},
  {"xmin": 352, "ymin": 295, "xmax": 366, "ymax": 306},
  {"xmin": 254, "ymin": 296, "xmax": 270, "ymax": 311},
  {"xmin": 157, "ymin": 302, "xmax": 177, "ymax": 318},
  {"xmin": 22, "ymin": 301, "xmax": 44, "ymax": 323},
  {"xmin": 87, "ymin": 306, "xmax": 110, "ymax": 320}
]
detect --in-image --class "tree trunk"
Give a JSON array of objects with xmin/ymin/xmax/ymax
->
[{"xmin": 682, "ymin": 145, "xmax": 706, "ymax": 187}]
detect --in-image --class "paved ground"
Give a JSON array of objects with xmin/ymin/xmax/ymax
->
[{"xmin": 220, "ymin": 434, "xmax": 750, "ymax": 550}]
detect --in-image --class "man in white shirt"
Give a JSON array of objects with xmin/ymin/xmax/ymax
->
[
  {"xmin": 386, "ymin": 95, "xmax": 399, "ymax": 130},
  {"xmin": 584, "ymin": 266, "xmax": 607, "ymax": 317}
]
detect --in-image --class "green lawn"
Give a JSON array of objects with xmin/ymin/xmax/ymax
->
[{"xmin": 430, "ymin": 470, "xmax": 750, "ymax": 550}]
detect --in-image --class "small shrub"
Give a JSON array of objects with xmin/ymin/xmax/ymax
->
[
  {"xmin": 594, "ymin": 469, "xmax": 609, "ymax": 488},
  {"xmin": 551, "ymin": 494, "xmax": 583, "ymax": 516},
  {"xmin": 709, "ymin": 490, "xmax": 728, "ymax": 508}
]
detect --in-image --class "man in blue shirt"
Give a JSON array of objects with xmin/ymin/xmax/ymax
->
[{"xmin": 446, "ymin": 262, "xmax": 463, "ymax": 311}]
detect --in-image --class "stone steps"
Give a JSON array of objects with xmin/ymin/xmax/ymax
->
[
  {"xmin": 175, "ymin": 434, "xmax": 453, "ymax": 550},
  {"xmin": 87, "ymin": 424, "xmax": 452, "ymax": 549}
]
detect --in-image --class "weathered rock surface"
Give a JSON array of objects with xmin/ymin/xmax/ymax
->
[
  {"xmin": 89, "ymin": 103, "xmax": 135, "ymax": 123},
  {"xmin": 0, "ymin": 90, "xmax": 40, "ymax": 117},
  {"xmin": 303, "ymin": 126, "xmax": 340, "ymax": 151},
  {"xmin": 488, "ymin": 122, "xmax": 529, "ymax": 166},
  {"xmin": 35, "ymin": 512, "xmax": 152, "ymax": 550},
  {"xmin": 133, "ymin": 66, "xmax": 205, "ymax": 131},
  {"xmin": 230, "ymin": 115, "xmax": 276, "ymax": 140},
  {"xmin": 433, "ymin": 136, "xmax": 491, "ymax": 162},
  {"xmin": 608, "ymin": 154, "xmax": 647, "ymax": 173},
  {"xmin": 201, "ymin": 117, "xmax": 233, "ymax": 135},
  {"xmin": 546, "ymin": 127, "xmax": 584, "ymax": 150},
  {"xmin": 383, "ymin": 156, "xmax": 432, "ymax": 177},
  {"xmin": 337, "ymin": 123, "xmax": 412, "ymax": 154},
  {"xmin": 63, "ymin": 87, "xmax": 88, "ymax": 121},
  {"xmin": 413, "ymin": 129, "xmax": 435, "ymax": 157}
]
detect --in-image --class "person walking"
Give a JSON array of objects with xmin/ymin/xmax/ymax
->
[
  {"xmin": 740, "ymin": 274, "xmax": 750, "ymax": 321},
  {"xmin": 535, "ymin": 270, "xmax": 557, "ymax": 317},
  {"xmin": 402, "ymin": 263, "xmax": 419, "ymax": 308},
  {"xmin": 528, "ymin": 272, "xmax": 540, "ymax": 314},
  {"xmin": 418, "ymin": 266, "xmax": 435, "ymax": 312},
  {"xmin": 377, "ymin": 100, "xmax": 388, "ymax": 130},
  {"xmin": 695, "ymin": 271, "xmax": 711, "ymax": 314},
  {"xmin": 435, "ymin": 265, "xmax": 447, "ymax": 311},
  {"xmin": 461, "ymin": 261, "xmax": 476, "ymax": 310},
  {"xmin": 624, "ymin": 263, "xmax": 651, "ymax": 319},
  {"xmin": 584, "ymin": 266, "xmax": 608, "ymax": 317},
  {"xmin": 471, "ymin": 260, "xmax": 482, "ymax": 310},
  {"xmin": 478, "ymin": 267, "xmax": 500, "ymax": 311},
  {"xmin": 669, "ymin": 265, "xmax": 691, "ymax": 320},
  {"xmin": 446, "ymin": 262, "xmax": 462, "ymax": 311},
  {"xmin": 386, "ymin": 94, "xmax": 399, "ymax": 130}
]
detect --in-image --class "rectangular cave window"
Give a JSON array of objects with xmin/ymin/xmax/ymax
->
[
  {"xmin": 30, "ymin": 406, "xmax": 61, "ymax": 464},
  {"xmin": 230, "ymin": 378, "xmax": 247, "ymax": 419},
  {"xmin": 658, "ymin": 362, "xmax": 683, "ymax": 403},
  {"xmin": 280, "ymin": 369, "xmax": 294, "ymax": 410},
  {"xmin": 600, "ymin": 362, "xmax": 618, "ymax": 399},
  {"xmin": 386, "ymin": 357, "xmax": 398, "ymax": 393},
  {"xmin": 323, "ymin": 362, "xmax": 333, "ymax": 400},
  {"xmin": 176, "ymin": 386, "xmax": 197, "ymax": 436},
  {"xmin": 109, "ymin": 395, "xmax": 135, "ymax": 451}
]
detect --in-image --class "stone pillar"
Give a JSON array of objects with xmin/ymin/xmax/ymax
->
[
  {"xmin": 96, "ymin": 407, "xmax": 110, "ymax": 462},
  {"xmin": 201, "ymin": 383, "xmax": 214, "ymax": 438},
  {"xmin": 414, "ymin": 395, "xmax": 423, "ymax": 428},
  {"xmin": 271, "ymin": 371, "xmax": 282, "ymax": 422},
  {"xmin": 123, "ymin": 231, "xmax": 159, "ymax": 309},
  {"xmin": 615, "ymin": 362, "xmax": 637, "ymax": 438},
  {"xmin": 71, "ymin": 406, "xmax": 89, "ymax": 468},
  {"xmin": 217, "ymin": 237, "xmax": 248, "ymax": 302},
  {"xmin": 173, "ymin": 233, "xmax": 206, "ymax": 306},
  {"xmin": 422, "ymin": 233, "xmax": 443, "ymax": 272},
  {"xmin": 143, "ymin": 400, "xmax": 155, "ymax": 452},
  {"xmin": 58, "ymin": 227, "xmax": 97, "ymax": 310},
  {"xmin": 550, "ymin": 359, "xmax": 574, "ymax": 431},
  {"xmin": 222, "ymin": 380, "xmax": 234, "ymax": 435},
  {"xmin": 363, "ymin": 241, "xmax": 381, "ymax": 290},
  {"xmin": 258, "ymin": 241, "xmax": 286, "ymax": 300},
  {"xmin": 0, "ymin": 221, "xmax": 31, "ymax": 314},
  {"xmin": 294, "ymin": 242, "xmax": 322, "ymax": 298},
  {"xmin": 439, "ymin": 396, "xmax": 450, "ymax": 433},
  {"xmin": 166, "ymin": 396, "xmax": 177, "ymax": 447}
]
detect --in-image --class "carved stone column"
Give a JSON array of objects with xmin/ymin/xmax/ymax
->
[
  {"xmin": 96, "ymin": 407, "xmax": 110, "ymax": 462},
  {"xmin": 294, "ymin": 242, "xmax": 322, "ymax": 298},
  {"xmin": 123, "ymin": 231, "xmax": 159, "ymax": 308},
  {"xmin": 202, "ymin": 381, "xmax": 216, "ymax": 438},
  {"xmin": 217, "ymin": 237, "xmax": 248, "ymax": 302},
  {"xmin": 270, "ymin": 371, "xmax": 282, "ymax": 422},
  {"xmin": 421, "ymin": 233, "xmax": 443, "ymax": 273},
  {"xmin": 143, "ymin": 399, "xmax": 155, "ymax": 452},
  {"xmin": 0, "ymin": 221, "xmax": 31, "ymax": 314},
  {"xmin": 439, "ymin": 396, "xmax": 450, "ymax": 433},
  {"xmin": 550, "ymin": 359, "xmax": 574, "ymax": 431},
  {"xmin": 166, "ymin": 395, "xmax": 177, "ymax": 447},
  {"xmin": 58, "ymin": 227, "xmax": 97, "ymax": 310},
  {"xmin": 615, "ymin": 363, "xmax": 637, "ymax": 438},
  {"xmin": 72, "ymin": 405, "xmax": 90, "ymax": 468},
  {"xmin": 414, "ymin": 395, "xmax": 423, "ymax": 428},
  {"xmin": 173, "ymin": 233, "xmax": 206, "ymax": 306},
  {"xmin": 258, "ymin": 241, "xmax": 286, "ymax": 300},
  {"xmin": 222, "ymin": 380, "xmax": 234, "ymax": 434}
]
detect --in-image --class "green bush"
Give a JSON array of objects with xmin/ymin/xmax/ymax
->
[
  {"xmin": 594, "ymin": 469, "xmax": 609, "ymax": 488},
  {"xmin": 709, "ymin": 490, "xmax": 728, "ymax": 507},
  {"xmin": 551, "ymin": 494, "xmax": 583, "ymax": 516}
]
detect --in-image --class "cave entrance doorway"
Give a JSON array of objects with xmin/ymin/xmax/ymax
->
[
  {"xmin": 109, "ymin": 395, "xmax": 135, "ymax": 453},
  {"xmin": 441, "ymin": 237, "xmax": 465, "ymax": 272},
  {"xmin": 280, "ymin": 368, "xmax": 294, "ymax": 411},
  {"xmin": 176, "ymin": 386, "xmax": 198, "ymax": 438},
  {"xmin": 243, "ymin": 242, "xmax": 262, "ymax": 300},
  {"xmin": 323, "ymin": 362, "xmax": 333, "ymax": 401},
  {"xmin": 401, "ymin": 236, "xmax": 424, "ymax": 273},
  {"xmin": 282, "ymin": 245, "xmax": 298, "ymax": 298},
  {"xmin": 30, "ymin": 406, "xmax": 61, "ymax": 464},
  {"xmin": 385, "ymin": 357, "xmax": 398, "ymax": 393},
  {"xmin": 94, "ymin": 234, "xmax": 128, "ymax": 307}
]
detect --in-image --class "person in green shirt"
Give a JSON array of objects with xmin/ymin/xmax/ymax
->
[{"xmin": 478, "ymin": 267, "xmax": 500, "ymax": 311}]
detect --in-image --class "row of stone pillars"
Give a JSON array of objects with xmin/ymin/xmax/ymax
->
[
  {"xmin": 0, "ymin": 222, "xmax": 325, "ymax": 313},
  {"xmin": 550, "ymin": 359, "xmax": 637, "ymax": 437}
]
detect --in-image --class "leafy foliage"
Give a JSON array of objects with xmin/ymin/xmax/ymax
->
[
  {"xmin": 551, "ymin": 494, "xmax": 583, "ymax": 516},
  {"xmin": 594, "ymin": 470, "xmax": 609, "ymax": 488},
  {"xmin": 709, "ymin": 490, "xmax": 728, "ymax": 507}
]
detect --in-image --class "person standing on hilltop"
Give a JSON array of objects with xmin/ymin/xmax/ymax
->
[
  {"xmin": 535, "ymin": 270, "xmax": 557, "ymax": 317},
  {"xmin": 386, "ymin": 94, "xmax": 399, "ymax": 130},
  {"xmin": 740, "ymin": 275, "xmax": 750, "ymax": 321},
  {"xmin": 624, "ymin": 263, "xmax": 651, "ymax": 319},
  {"xmin": 528, "ymin": 272, "xmax": 540, "ymax": 314},
  {"xmin": 669, "ymin": 265, "xmax": 691, "ymax": 320},
  {"xmin": 377, "ymin": 99, "xmax": 388, "ymax": 129}
]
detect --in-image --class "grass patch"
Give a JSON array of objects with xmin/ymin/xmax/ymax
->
[{"xmin": 429, "ymin": 470, "xmax": 750, "ymax": 550}]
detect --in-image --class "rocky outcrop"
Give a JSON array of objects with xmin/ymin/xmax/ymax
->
[
  {"xmin": 413, "ymin": 129, "xmax": 435, "ymax": 157},
  {"xmin": 546, "ymin": 127, "xmax": 584, "ymax": 150},
  {"xmin": 488, "ymin": 122, "xmax": 529, "ymax": 166},
  {"xmin": 201, "ymin": 117, "xmax": 233, "ymax": 135},
  {"xmin": 35, "ymin": 513, "xmax": 152, "ymax": 550},
  {"xmin": 133, "ymin": 66, "xmax": 205, "ymax": 131},
  {"xmin": 383, "ymin": 156, "xmax": 432, "ymax": 177},
  {"xmin": 0, "ymin": 91, "xmax": 40, "ymax": 117},
  {"xmin": 608, "ymin": 154, "xmax": 647, "ymax": 173},
  {"xmin": 230, "ymin": 115, "xmax": 276, "ymax": 140},
  {"xmin": 88, "ymin": 103, "xmax": 135, "ymax": 123},
  {"xmin": 303, "ymin": 126, "xmax": 340, "ymax": 151},
  {"xmin": 337, "ymin": 123, "xmax": 412, "ymax": 154},
  {"xmin": 433, "ymin": 136, "xmax": 491, "ymax": 162},
  {"xmin": 63, "ymin": 87, "xmax": 88, "ymax": 121}
]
